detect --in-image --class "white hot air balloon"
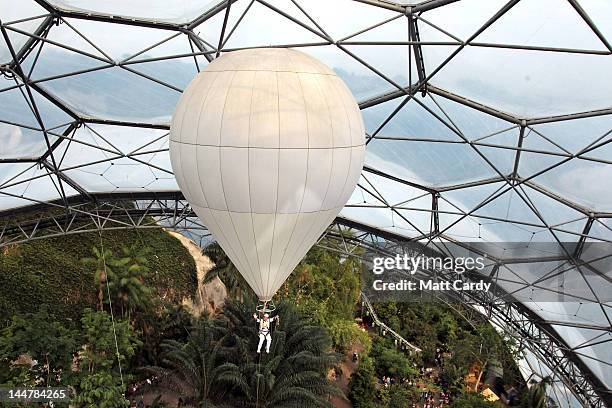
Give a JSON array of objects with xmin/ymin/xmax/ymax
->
[{"xmin": 170, "ymin": 48, "xmax": 365, "ymax": 305}]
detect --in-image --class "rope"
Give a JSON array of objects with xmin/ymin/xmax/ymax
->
[
  {"xmin": 255, "ymin": 310, "xmax": 260, "ymax": 408},
  {"xmin": 256, "ymin": 352, "xmax": 261, "ymax": 408},
  {"xmin": 98, "ymin": 231, "xmax": 125, "ymax": 387}
]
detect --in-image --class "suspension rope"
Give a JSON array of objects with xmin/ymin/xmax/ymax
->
[
  {"xmin": 98, "ymin": 231, "xmax": 125, "ymax": 387},
  {"xmin": 256, "ymin": 351, "xmax": 261, "ymax": 408},
  {"xmin": 255, "ymin": 308, "xmax": 263, "ymax": 408}
]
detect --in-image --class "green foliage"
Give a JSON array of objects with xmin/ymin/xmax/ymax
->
[
  {"xmin": 204, "ymin": 242, "xmax": 252, "ymax": 300},
  {"xmin": 370, "ymin": 337, "xmax": 417, "ymax": 379},
  {"xmin": 327, "ymin": 319, "xmax": 372, "ymax": 354},
  {"xmin": 279, "ymin": 244, "xmax": 363, "ymax": 351},
  {"xmin": 374, "ymin": 301, "xmax": 523, "ymax": 392},
  {"xmin": 74, "ymin": 309, "xmax": 140, "ymax": 408},
  {"xmin": 82, "ymin": 245, "xmax": 153, "ymax": 318},
  {"xmin": 439, "ymin": 363, "xmax": 467, "ymax": 396},
  {"xmin": 79, "ymin": 309, "xmax": 140, "ymax": 372},
  {"xmin": 239, "ymin": 302, "xmax": 342, "ymax": 407},
  {"xmin": 136, "ymin": 302, "xmax": 193, "ymax": 367},
  {"xmin": 205, "ymin": 238, "xmax": 366, "ymax": 353},
  {"xmin": 144, "ymin": 301, "xmax": 341, "ymax": 407},
  {"xmin": 385, "ymin": 384, "xmax": 418, "ymax": 408},
  {"xmin": 0, "ymin": 308, "xmax": 139, "ymax": 407},
  {"xmin": 0, "ymin": 229, "xmax": 527, "ymax": 407},
  {"xmin": 2, "ymin": 233, "xmax": 190, "ymax": 400},
  {"xmin": 447, "ymin": 323, "xmax": 518, "ymax": 392},
  {"xmin": 0, "ymin": 230, "xmax": 196, "ymax": 322},
  {"xmin": 348, "ymin": 356, "xmax": 377, "ymax": 408},
  {"xmin": 143, "ymin": 315, "xmax": 243, "ymax": 406},
  {"xmin": 450, "ymin": 391, "xmax": 498, "ymax": 408},
  {"xmin": 290, "ymin": 245, "xmax": 361, "ymax": 320},
  {"xmin": 376, "ymin": 302, "xmax": 462, "ymax": 365},
  {"xmin": 372, "ymin": 302, "xmax": 401, "ymax": 334},
  {"xmin": 110, "ymin": 245, "xmax": 154, "ymax": 318},
  {"xmin": 0, "ymin": 305, "xmax": 78, "ymax": 387},
  {"xmin": 521, "ymin": 378, "xmax": 551, "ymax": 408},
  {"xmin": 73, "ymin": 371, "xmax": 130, "ymax": 408},
  {"xmin": 81, "ymin": 246, "xmax": 115, "ymax": 310}
]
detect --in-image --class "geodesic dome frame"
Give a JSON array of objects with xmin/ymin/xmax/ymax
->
[{"xmin": 1, "ymin": 0, "xmax": 611, "ymax": 406}]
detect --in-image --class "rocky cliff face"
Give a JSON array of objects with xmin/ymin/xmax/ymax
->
[{"xmin": 167, "ymin": 231, "xmax": 227, "ymax": 316}]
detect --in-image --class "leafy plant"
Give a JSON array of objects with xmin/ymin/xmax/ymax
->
[
  {"xmin": 278, "ymin": 244, "xmax": 363, "ymax": 351},
  {"xmin": 371, "ymin": 340, "xmax": 418, "ymax": 379},
  {"xmin": 348, "ymin": 356, "xmax": 377, "ymax": 408},
  {"xmin": 73, "ymin": 309, "xmax": 140, "ymax": 407},
  {"xmin": 0, "ymin": 305, "xmax": 78, "ymax": 387},
  {"xmin": 82, "ymin": 246, "xmax": 117, "ymax": 311},
  {"xmin": 236, "ymin": 302, "xmax": 343, "ymax": 407},
  {"xmin": 0, "ymin": 229, "xmax": 196, "ymax": 322},
  {"xmin": 385, "ymin": 384, "xmax": 418, "ymax": 408},
  {"xmin": 450, "ymin": 391, "xmax": 498, "ymax": 408},
  {"xmin": 521, "ymin": 377, "xmax": 551, "ymax": 408},
  {"xmin": 73, "ymin": 371, "xmax": 130, "ymax": 408},
  {"xmin": 142, "ymin": 317, "xmax": 243, "ymax": 407},
  {"xmin": 83, "ymin": 245, "xmax": 153, "ymax": 319},
  {"xmin": 143, "ymin": 301, "xmax": 341, "ymax": 408}
]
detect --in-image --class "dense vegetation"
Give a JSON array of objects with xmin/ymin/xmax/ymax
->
[
  {"xmin": 0, "ymin": 233, "xmax": 193, "ymax": 407},
  {"xmin": 205, "ymin": 242, "xmax": 371, "ymax": 354},
  {"xmin": 0, "ymin": 229, "xmax": 196, "ymax": 321},
  {"xmin": 346, "ymin": 301, "xmax": 527, "ymax": 407},
  {"xmin": 0, "ymin": 230, "xmax": 535, "ymax": 407},
  {"xmin": 0, "ymin": 291, "xmax": 340, "ymax": 407},
  {"xmin": 206, "ymin": 240, "xmax": 532, "ymax": 407},
  {"xmin": 277, "ymin": 245, "xmax": 371, "ymax": 353},
  {"xmin": 145, "ymin": 300, "xmax": 341, "ymax": 407},
  {"xmin": 374, "ymin": 301, "xmax": 523, "ymax": 386},
  {"xmin": 0, "ymin": 234, "xmax": 346, "ymax": 407}
]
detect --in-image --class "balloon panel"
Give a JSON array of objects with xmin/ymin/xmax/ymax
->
[
  {"xmin": 171, "ymin": 142, "xmax": 364, "ymax": 214},
  {"xmin": 192, "ymin": 206, "xmax": 342, "ymax": 300}
]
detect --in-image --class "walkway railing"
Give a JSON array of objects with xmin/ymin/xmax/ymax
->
[{"xmin": 360, "ymin": 292, "xmax": 422, "ymax": 353}]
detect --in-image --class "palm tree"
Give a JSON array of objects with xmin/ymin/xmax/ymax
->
[
  {"xmin": 240, "ymin": 353, "xmax": 339, "ymax": 408},
  {"xmin": 143, "ymin": 317, "xmax": 246, "ymax": 407},
  {"xmin": 119, "ymin": 244, "xmax": 151, "ymax": 269},
  {"xmin": 522, "ymin": 377, "xmax": 552, "ymax": 408},
  {"xmin": 83, "ymin": 245, "xmax": 153, "ymax": 319},
  {"xmin": 142, "ymin": 301, "xmax": 342, "ymax": 407},
  {"xmin": 112, "ymin": 261, "xmax": 152, "ymax": 320},
  {"xmin": 225, "ymin": 301, "xmax": 343, "ymax": 408},
  {"xmin": 114, "ymin": 244, "xmax": 153, "ymax": 319},
  {"xmin": 136, "ymin": 302, "xmax": 192, "ymax": 367},
  {"xmin": 440, "ymin": 363, "xmax": 465, "ymax": 396},
  {"xmin": 216, "ymin": 300, "xmax": 259, "ymax": 365},
  {"xmin": 82, "ymin": 246, "xmax": 117, "ymax": 310}
]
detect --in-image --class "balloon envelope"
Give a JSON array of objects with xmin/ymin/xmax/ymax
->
[{"xmin": 170, "ymin": 48, "xmax": 365, "ymax": 301}]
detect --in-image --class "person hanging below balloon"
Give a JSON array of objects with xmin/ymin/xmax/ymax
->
[{"xmin": 253, "ymin": 312, "xmax": 279, "ymax": 354}]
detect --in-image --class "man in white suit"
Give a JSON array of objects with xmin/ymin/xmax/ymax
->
[{"xmin": 253, "ymin": 313, "xmax": 278, "ymax": 353}]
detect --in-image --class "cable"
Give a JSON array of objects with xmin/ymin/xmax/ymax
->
[
  {"xmin": 256, "ymin": 351, "xmax": 261, "ymax": 408},
  {"xmin": 255, "ymin": 312, "xmax": 260, "ymax": 408},
  {"xmin": 98, "ymin": 231, "xmax": 125, "ymax": 387}
]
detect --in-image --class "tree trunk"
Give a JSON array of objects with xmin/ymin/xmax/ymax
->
[
  {"xmin": 98, "ymin": 287, "xmax": 104, "ymax": 311},
  {"xmin": 474, "ymin": 359, "xmax": 487, "ymax": 392},
  {"xmin": 46, "ymin": 354, "xmax": 50, "ymax": 386}
]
